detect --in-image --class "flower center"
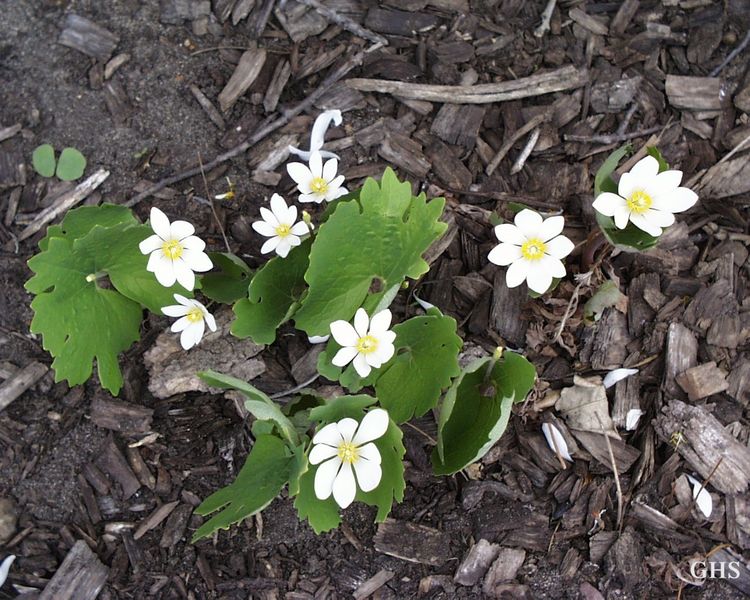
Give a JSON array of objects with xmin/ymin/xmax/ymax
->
[
  {"xmin": 162, "ymin": 239, "xmax": 183, "ymax": 260},
  {"xmin": 627, "ymin": 190, "xmax": 652, "ymax": 214},
  {"xmin": 356, "ymin": 335, "xmax": 378, "ymax": 355},
  {"xmin": 274, "ymin": 223, "xmax": 291, "ymax": 238},
  {"xmin": 186, "ymin": 307, "xmax": 204, "ymax": 323},
  {"xmin": 310, "ymin": 177, "xmax": 329, "ymax": 195},
  {"xmin": 520, "ymin": 238, "xmax": 547, "ymax": 261},
  {"xmin": 337, "ymin": 441, "xmax": 359, "ymax": 464}
]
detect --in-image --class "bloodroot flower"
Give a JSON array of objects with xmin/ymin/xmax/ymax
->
[
  {"xmin": 139, "ymin": 207, "xmax": 213, "ymax": 291},
  {"xmin": 330, "ymin": 308, "xmax": 396, "ymax": 378},
  {"xmin": 252, "ymin": 194, "xmax": 310, "ymax": 258},
  {"xmin": 592, "ymin": 155, "xmax": 698, "ymax": 237},
  {"xmin": 286, "ymin": 150, "xmax": 348, "ymax": 204},
  {"xmin": 161, "ymin": 294, "xmax": 217, "ymax": 350},
  {"xmin": 310, "ymin": 408, "xmax": 389, "ymax": 509},
  {"xmin": 488, "ymin": 209, "xmax": 574, "ymax": 295}
]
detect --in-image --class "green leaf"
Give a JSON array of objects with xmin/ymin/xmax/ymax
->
[
  {"xmin": 646, "ymin": 146, "xmax": 669, "ymax": 173},
  {"xmin": 56, "ymin": 147, "xmax": 87, "ymax": 181},
  {"xmin": 32, "ymin": 144, "xmax": 56, "ymax": 178},
  {"xmin": 197, "ymin": 370, "xmax": 299, "ymax": 446},
  {"xmin": 192, "ymin": 434, "xmax": 293, "ymax": 542},
  {"xmin": 200, "ymin": 252, "xmax": 252, "ymax": 304},
  {"xmin": 232, "ymin": 239, "xmax": 311, "ymax": 344},
  {"xmin": 39, "ymin": 204, "xmax": 137, "ymax": 251},
  {"xmin": 432, "ymin": 352, "xmax": 536, "ymax": 475},
  {"xmin": 583, "ymin": 280, "xmax": 626, "ymax": 323},
  {"xmin": 26, "ymin": 237, "xmax": 142, "ymax": 394},
  {"xmin": 593, "ymin": 144, "xmax": 659, "ymax": 251},
  {"xmin": 295, "ymin": 396, "xmax": 405, "ymax": 533},
  {"xmin": 293, "ymin": 168, "xmax": 447, "ymax": 336}
]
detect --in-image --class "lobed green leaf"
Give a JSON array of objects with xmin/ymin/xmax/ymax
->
[{"xmin": 200, "ymin": 252, "xmax": 252, "ymax": 304}]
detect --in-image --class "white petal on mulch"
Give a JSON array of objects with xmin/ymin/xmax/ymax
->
[
  {"xmin": 687, "ymin": 475, "xmax": 713, "ymax": 519},
  {"xmin": 603, "ymin": 367, "xmax": 639, "ymax": 389},
  {"xmin": 625, "ymin": 408, "xmax": 644, "ymax": 431},
  {"xmin": 0, "ymin": 555, "xmax": 15, "ymax": 588},
  {"xmin": 541, "ymin": 423, "xmax": 572, "ymax": 462}
]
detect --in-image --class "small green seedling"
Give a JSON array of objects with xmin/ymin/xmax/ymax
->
[{"xmin": 32, "ymin": 144, "xmax": 87, "ymax": 181}]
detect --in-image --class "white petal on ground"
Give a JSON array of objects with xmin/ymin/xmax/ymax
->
[
  {"xmin": 687, "ymin": 475, "xmax": 713, "ymax": 518},
  {"xmin": 330, "ymin": 320, "xmax": 359, "ymax": 347},
  {"xmin": 312, "ymin": 422, "xmax": 343, "ymax": 447},
  {"xmin": 352, "ymin": 408, "xmax": 389, "ymax": 445},
  {"xmin": 541, "ymin": 423, "xmax": 572, "ymax": 462},
  {"xmin": 0, "ymin": 555, "xmax": 16, "ymax": 589},
  {"xmin": 353, "ymin": 458, "xmax": 382, "ymax": 492},
  {"xmin": 149, "ymin": 207, "xmax": 171, "ymax": 239},
  {"xmin": 513, "ymin": 209, "xmax": 543, "ymax": 237},
  {"xmin": 310, "ymin": 109, "xmax": 342, "ymax": 152},
  {"xmin": 353, "ymin": 308, "xmax": 369, "ymax": 337},
  {"xmin": 603, "ymin": 368, "xmax": 639, "ymax": 389},
  {"xmin": 369, "ymin": 309, "xmax": 392, "ymax": 334},
  {"xmin": 314, "ymin": 456, "xmax": 341, "ymax": 500},
  {"xmin": 488, "ymin": 242, "xmax": 522, "ymax": 266},
  {"xmin": 625, "ymin": 408, "xmax": 644, "ymax": 431},
  {"xmin": 332, "ymin": 462, "xmax": 357, "ymax": 508}
]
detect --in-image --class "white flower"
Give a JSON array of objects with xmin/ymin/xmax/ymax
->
[
  {"xmin": 287, "ymin": 150, "xmax": 348, "ymax": 204},
  {"xmin": 541, "ymin": 422, "xmax": 572, "ymax": 462},
  {"xmin": 687, "ymin": 475, "xmax": 713, "ymax": 519},
  {"xmin": 288, "ymin": 109, "xmax": 342, "ymax": 161},
  {"xmin": 592, "ymin": 155, "xmax": 698, "ymax": 237},
  {"xmin": 138, "ymin": 207, "xmax": 213, "ymax": 291},
  {"xmin": 251, "ymin": 194, "xmax": 310, "ymax": 258},
  {"xmin": 161, "ymin": 294, "xmax": 217, "ymax": 350},
  {"xmin": 0, "ymin": 554, "xmax": 15, "ymax": 588},
  {"xmin": 487, "ymin": 209, "xmax": 574, "ymax": 294},
  {"xmin": 310, "ymin": 408, "xmax": 389, "ymax": 508},
  {"xmin": 330, "ymin": 308, "xmax": 396, "ymax": 378}
]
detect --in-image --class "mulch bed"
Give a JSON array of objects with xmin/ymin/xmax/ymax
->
[{"xmin": 2, "ymin": 0, "xmax": 750, "ymax": 598}]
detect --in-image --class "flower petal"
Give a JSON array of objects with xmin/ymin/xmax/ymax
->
[
  {"xmin": 252, "ymin": 220, "xmax": 277, "ymax": 237},
  {"xmin": 174, "ymin": 294, "xmax": 191, "ymax": 306},
  {"xmin": 687, "ymin": 475, "xmax": 713, "ymax": 519},
  {"xmin": 275, "ymin": 238, "xmax": 292, "ymax": 258},
  {"xmin": 337, "ymin": 418, "xmax": 358, "ymax": 443},
  {"xmin": 353, "ymin": 457, "xmax": 382, "ymax": 493},
  {"xmin": 353, "ymin": 308, "xmax": 369, "ymax": 337},
  {"xmin": 309, "ymin": 443, "xmax": 338, "ymax": 465},
  {"xmin": 182, "ymin": 249, "xmax": 213, "ymax": 272},
  {"xmin": 260, "ymin": 236, "xmax": 280, "ymax": 255},
  {"xmin": 539, "ymin": 215, "xmax": 564, "ymax": 242},
  {"xmin": 651, "ymin": 169, "xmax": 683, "ymax": 192},
  {"xmin": 313, "ymin": 422, "xmax": 343, "ymax": 446},
  {"xmin": 352, "ymin": 353, "xmax": 371, "ymax": 378},
  {"xmin": 352, "ymin": 408, "xmax": 389, "ymax": 446},
  {"xmin": 330, "ymin": 320, "xmax": 358, "ymax": 346},
  {"xmin": 613, "ymin": 205, "xmax": 630, "ymax": 229},
  {"xmin": 139, "ymin": 234, "xmax": 163, "ymax": 255},
  {"xmin": 332, "ymin": 346, "xmax": 358, "ymax": 367},
  {"xmin": 322, "ymin": 157, "xmax": 339, "ymax": 182},
  {"xmin": 314, "ymin": 457, "xmax": 341, "ymax": 500},
  {"xmin": 545, "ymin": 235, "xmax": 574, "ymax": 259},
  {"xmin": 309, "ymin": 151, "xmax": 323, "ymax": 178},
  {"xmin": 629, "ymin": 155, "xmax": 660, "ymax": 181},
  {"xmin": 180, "ymin": 322, "xmax": 199, "ymax": 349},
  {"xmin": 181, "ymin": 235, "xmax": 206, "ymax": 251},
  {"xmin": 542, "ymin": 255, "xmax": 566, "ymax": 279},
  {"xmin": 332, "ymin": 461, "xmax": 356, "ymax": 508},
  {"xmin": 513, "ymin": 209, "xmax": 543, "ymax": 238},
  {"xmin": 259, "ymin": 206, "xmax": 278, "ymax": 227},
  {"xmin": 205, "ymin": 311, "xmax": 217, "ymax": 332},
  {"xmin": 309, "ymin": 110, "xmax": 342, "ymax": 152},
  {"xmin": 287, "ymin": 162, "xmax": 313, "ymax": 190},
  {"xmin": 357, "ymin": 442, "xmax": 381, "ymax": 465},
  {"xmin": 171, "ymin": 315, "xmax": 190, "ymax": 332},
  {"xmin": 643, "ymin": 208, "xmax": 675, "ymax": 228},
  {"xmin": 162, "ymin": 304, "xmax": 189, "ymax": 317},
  {"xmin": 149, "ymin": 207, "xmax": 171, "ymax": 239},
  {"xmin": 592, "ymin": 192, "xmax": 623, "ymax": 217},
  {"xmin": 630, "ymin": 212, "xmax": 663, "ymax": 237},
  {"xmin": 369, "ymin": 309, "xmax": 392, "ymax": 335},
  {"xmin": 379, "ymin": 330, "xmax": 396, "ymax": 345},
  {"xmin": 617, "ymin": 172, "xmax": 637, "ymax": 199},
  {"xmin": 488, "ymin": 242, "xmax": 521, "ymax": 266},
  {"xmin": 299, "ymin": 192, "xmax": 320, "ymax": 204},
  {"xmin": 270, "ymin": 194, "xmax": 289, "ymax": 223},
  {"xmin": 652, "ymin": 187, "xmax": 698, "ymax": 213},
  {"xmin": 525, "ymin": 263, "xmax": 553, "ymax": 295},
  {"xmin": 505, "ymin": 259, "xmax": 527, "ymax": 288},
  {"xmin": 494, "ymin": 223, "xmax": 525, "ymax": 245},
  {"xmin": 170, "ymin": 220, "xmax": 195, "ymax": 240},
  {"xmin": 150, "ymin": 254, "xmax": 177, "ymax": 287},
  {"xmin": 174, "ymin": 259, "xmax": 196, "ymax": 291},
  {"xmin": 291, "ymin": 222, "xmax": 309, "ymax": 236},
  {"xmin": 369, "ymin": 341, "xmax": 394, "ymax": 367},
  {"xmin": 541, "ymin": 423, "xmax": 572, "ymax": 461}
]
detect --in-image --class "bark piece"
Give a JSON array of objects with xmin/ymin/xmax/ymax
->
[
  {"xmin": 663, "ymin": 322, "xmax": 698, "ymax": 398},
  {"xmin": 159, "ymin": 504, "xmax": 192, "ymax": 547},
  {"xmin": 727, "ymin": 361, "xmax": 750, "ymax": 406},
  {"xmin": 0, "ymin": 361, "xmax": 48, "ymax": 413},
  {"xmin": 58, "ymin": 14, "xmax": 119, "ymax": 61},
  {"xmin": 190, "ymin": 84, "xmax": 225, "ymax": 129},
  {"xmin": 655, "ymin": 400, "xmax": 750, "ymax": 494},
  {"xmin": 665, "ymin": 75, "xmax": 724, "ymax": 111},
  {"xmin": 700, "ymin": 154, "xmax": 750, "ymax": 199},
  {"xmin": 0, "ymin": 497, "xmax": 17, "ymax": 545},
  {"xmin": 604, "ymin": 528, "xmax": 644, "ymax": 590},
  {"xmin": 454, "ymin": 539, "xmax": 500, "ymax": 586},
  {"xmin": 430, "ymin": 104, "xmax": 486, "ymax": 149},
  {"xmin": 144, "ymin": 309, "xmax": 264, "ymax": 399},
  {"xmin": 675, "ymin": 362, "xmax": 729, "ymax": 401},
  {"xmin": 218, "ymin": 48, "xmax": 267, "ymax": 112},
  {"xmin": 490, "ymin": 270, "xmax": 527, "ymax": 346},
  {"xmin": 580, "ymin": 308, "xmax": 630, "ymax": 370},
  {"xmin": 610, "ymin": 0, "xmax": 639, "ymax": 35},
  {"xmin": 572, "ymin": 431, "xmax": 640, "ymax": 473},
  {"xmin": 353, "ymin": 570, "xmax": 394, "ymax": 600},
  {"xmin": 556, "ymin": 376, "xmax": 616, "ymax": 435},
  {"xmin": 39, "ymin": 540, "xmax": 108, "ymax": 600},
  {"xmin": 377, "ymin": 133, "xmax": 430, "ymax": 178},
  {"xmin": 95, "ymin": 437, "xmax": 141, "ymax": 499},
  {"xmin": 683, "ymin": 279, "xmax": 741, "ymax": 349},
  {"xmin": 482, "ymin": 548, "xmax": 526, "ymax": 595},
  {"xmin": 0, "ymin": 150, "xmax": 25, "ymax": 189},
  {"xmin": 263, "ymin": 59, "xmax": 291, "ymax": 113},
  {"xmin": 134, "ymin": 500, "xmax": 179, "ymax": 540},
  {"xmin": 89, "ymin": 396, "xmax": 153, "ymax": 434},
  {"xmin": 726, "ymin": 495, "xmax": 750, "ymax": 550},
  {"xmin": 374, "ymin": 518, "xmax": 452, "ymax": 566},
  {"xmin": 274, "ymin": 1, "xmax": 328, "ymax": 43},
  {"xmin": 365, "ymin": 7, "xmax": 440, "ymax": 36},
  {"xmin": 568, "ymin": 8, "xmax": 608, "ymax": 35},
  {"xmin": 612, "ymin": 374, "xmax": 641, "ymax": 431}
]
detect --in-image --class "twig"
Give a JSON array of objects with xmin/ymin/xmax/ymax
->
[
  {"xmin": 486, "ymin": 112, "xmax": 549, "ymax": 176},
  {"xmin": 403, "ymin": 421, "xmax": 437, "ymax": 445},
  {"xmin": 125, "ymin": 44, "xmax": 382, "ymax": 208},
  {"xmin": 19, "ymin": 168, "xmax": 110, "ymax": 241},
  {"xmin": 269, "ymin": 373, "xmax": 319, "ymax": 399},
  {"xmin": 597, "ymin": 413, "xmax": 624, "ymax": 531},
  {"xmin": 710, "ymin": 29, "xmax": 750, "ymax": 77},
  {"xmin": 190, "ymin": 46, "xmax": 257, "ymax": 56},
  {"xmin": 552, "ymin": 271, "xmax": 592, "ymax": 345},
  {"xmin": 510, "ymin": 127, "xmax": 540, "ymax": 174},
  {"xmin": 616, "ymin": 101, "xmax": 639, "ymax": 136},
  {"xmin": 534, "ymin": 0, "xmax": 557, "ymax": 38},
  {"xmin": 295, "ymin": 0, "xmax": 388, "ymax": 46},
  {"xmin": 693, "ymin": 457, "xmax": 724, "ymax": 507},
  {"xmin": 197, "ymin": 155, "xmax": 230, "ymax": 253},
  {"xmin": 564, "ymin": 125, "xmax": 664, "ymax": 144}
]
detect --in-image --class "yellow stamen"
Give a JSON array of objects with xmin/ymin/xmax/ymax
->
[
  {"xmin": 310, "ymin": 177, "xmax": 329, "ymax": 195},
  {"xmin": 356, "ymin": 335, "xmax": 378, "ymax": 355},
  {"xmin": 186, "ymin": 307, "xmax": 204, "ymax": 323},
  {"xmin": 162, "ymin": 239, "xmax": 183, "ymax": 260},
  {"xmin": 275, "ymin": 223, "xmax": 291, "ymax": 238},
  {"xmin": 626, "ymin": 190, "xmax": 652, "ymax": 214},
  {"xmin": 520, "ymin": 237, "xmax": 547, "ymax": 261},
  {"xmin": 337, "ymin": 441, "xmax": 359, "ymax": 464}
]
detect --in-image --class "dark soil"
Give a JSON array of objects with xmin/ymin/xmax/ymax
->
[{"xmin": 2, "ymin": 0, "xmax": 750, "ymax": 599}]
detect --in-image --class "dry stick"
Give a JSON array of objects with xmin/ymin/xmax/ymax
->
[
  {"xmin": 710, "ymin": 29, "xmax": 750, "ymax": 76},
  {"xmin": 251, "ymin": 0, "xmax": 276, "ymax": 39},
  {"xmin": 197, "ymin": 154, "xmax": 231, "ymax": 253},
  {"xmin": 19, "ymin": 168, "xmax": 110, "ymax": 241},
  {"xmin": 534, "ymin": 0, "xmax": 558, "ymax": 37},
  {"xmin": 126, "ymin": 44, "xmax": 382, "ymax": 208},
  {"xmin": 486, "ymin": 112, "xmax": 550, "ymax": 175},
  {"xmin": 597, "ymin": 413, "xmax": 624, "ymax": 531},
  {"xmin": 693, "ymin": 457, "xmax": 724, "ymax": 510},
  {"xmin": 510, "ymin": 126, "xmax": 541, "ymax": 174},
  {"xmin": 295, "ymin": 0, "xmax": 388, "ymax": 46},
  {"xmin": 563, "ymin": 124, "xmax": 664, "ymax": 144}
]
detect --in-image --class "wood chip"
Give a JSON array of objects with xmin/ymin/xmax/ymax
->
[
  {"xmin": 665, "ymin": 75, "xmax": 725, "ymax": 111},
  {"xmin": 134, "ymin": 500, "xmax": 179, "ymax": 540},
  {"xmin": 568, "ymin": 7, "xmax": 608, "ymax": 36},
  {"xmin": 675, "ymin": 361, "xmax": 729, "ymax": 401},
  {"xmin": 430, "ymin": 104, "xmax": 486, "ymax": 149},
  {"xmin": 0, "ymin": 361, "xmax": 48, "ymax": 413},
  {"xmin": 374, "ymin": 518, "xmax": 452, "ymax": 566},
  {"xmin": 663, "ymin": 322, "xmax": 698, "ymax": 398},
  {"xmin": 263, "ymin": 59, "xmax": 291, "ymax": 113},
  {"xmin": 365, "ymin": 7, "xmax": 440, "ymax": 36},
  {"xmin": 190, "ymin": 84, "xmax": 225, "ymax": 129},
  {"xmin": 39, "ymin": 540, "xmax": 108, "ymax": 600},
  {"xmin": 218, "ymin": 48, "xmax": 267, "ymax": 112},
  {"xmin": 95, "ymin": 437, "xmax": 141, "ymax": 499},
  {"xmin": 377, "ymin": 133, "xmax": 430, "ymax": 178},
  {"xmin": 353, "ymin": 569, "xmax": 394, "ymax": 600},
  {"xmin": 483, "ymin": 548, "xmax": 525, "ymax": 594},
  {"xmin": 90, "ymin": 396, "xmax": 153, "ymax": 434},
  {"xmin": 454, "ymin": 539, "xmax": 500, "ymax": 586},
  {"xmin": 58, "ymin": 14, "xmax": 119, "ymax": 61},
  {"xmin": 0, "ymin": 150, "xmax": 25, "ymax": 189},
  {"xmin": 159, "ymin": 504, "xmax": 192, "ymax": 547}
]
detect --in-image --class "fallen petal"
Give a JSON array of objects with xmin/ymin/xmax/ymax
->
[
  {"xmin": 625, "ymin": 408, "xmax": 644, "ymax": 431},
  {"xmin": 687, "ymin": 475, "xmax": 713, "ymax": 519},
  {"xmin": 603, "ymin": 368, "xmax": 639, "ymax": 389},
  {"xmin": 0, "ymin": 555, "xmax": 15, "ymax": 588},
  {"xmin": 541, "ymin": 422, "xmax": 572, "ymax": 462}
]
